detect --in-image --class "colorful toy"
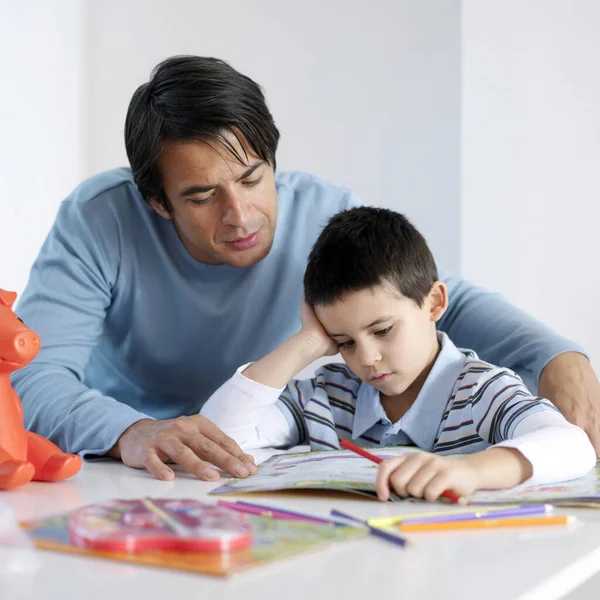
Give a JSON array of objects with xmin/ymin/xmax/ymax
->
[
  {"xmin": 0, "ymin": 288, "xmax": 82, "ymax": 490},
  {"xmin": 68, "ymin": 499, "xmax": 253, "ymax": 553}
]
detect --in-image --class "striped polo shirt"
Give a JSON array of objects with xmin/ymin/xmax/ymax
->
[{"xmin": 276, "ymin": 332, "xmax": 560, "ymax": 453}]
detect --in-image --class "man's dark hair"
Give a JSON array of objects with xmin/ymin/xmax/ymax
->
[
  {"xmin": 125, "ymin": 55, "xmax": 280, "ymax": 211},
  {"xmin": 304, "ymin": 207, "xmax": 438, "ymax": 307}
]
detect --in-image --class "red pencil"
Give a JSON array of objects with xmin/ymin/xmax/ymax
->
[{"xmin": 339, "ymin": 439, "xmax": 463, "ymax": 504}]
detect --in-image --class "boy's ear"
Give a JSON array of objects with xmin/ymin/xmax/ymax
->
[{"xmin": 427, "ymin": 281, "xmax": 448, "ymax": 323}]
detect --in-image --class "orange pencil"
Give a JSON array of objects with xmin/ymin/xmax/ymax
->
[{"xmin": 399, "ymin": 514, "xmax": 573, "ymax": 532}]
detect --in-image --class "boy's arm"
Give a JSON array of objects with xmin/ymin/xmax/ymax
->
[
  {"xmin": 472, "ymin": 372, "xmax": 596, "ymax": 487},
  {"xmin": 200, "ymin": 364, "xmax": 298, "ymax": 451},
  {"xmin": 201, "ymin": 315, "xmax": 337, "ymax": 451}
]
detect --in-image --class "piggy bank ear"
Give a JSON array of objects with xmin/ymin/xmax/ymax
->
[{"xmin": 0, "ymin": 290, "xmax": 17, "ymax": 308}]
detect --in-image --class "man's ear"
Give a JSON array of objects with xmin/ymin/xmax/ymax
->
[
  {"xmin": 150, "ymin": 198, "xmax": 173, "ymax": 220},
  {"xmin": 427, "ymin": 281, "xmax": 448, "ymax": 323}
]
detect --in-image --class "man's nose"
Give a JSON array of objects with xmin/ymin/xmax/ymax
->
[{"xmin": 221, "ymin": 191, "xmax": 250, "ymax": 228}]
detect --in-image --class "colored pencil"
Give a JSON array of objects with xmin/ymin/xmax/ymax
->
[
  {"xmin": 216, "ymin": 500, "xmax": 347, "ymax": 526},
  {"xmin": 398, "ymin": 504, "xmax": 552, "ymax": 526},
  {"xmin": 399, "ymin": 514, "xmax": 573, "ymax": 532},
  {"xmin": 233, "ymin": 500, "xmax": 340, "ymax": 526},
  {"xmin": 367, "ymin": 504, "xmax": 522, "ymax": 527},
  {"xmin": 331, "ymin": 509, "xmax": 407, "ymax": 548},
  {"xmin": 141, "ymin": 498, "xmax": 189, "ymax": 536},
  {"xmin": 339, "ymin": 439, "xmax": 463, "ymax": 504}
]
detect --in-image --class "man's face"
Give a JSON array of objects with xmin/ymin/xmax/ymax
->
[{"xmin": 153, "ymin": 133, "xmax": 278, "ymax": 268}]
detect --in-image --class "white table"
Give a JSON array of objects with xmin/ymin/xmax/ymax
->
[{"xmin": 2, "ymin": 460, "xmax": 600, "ymax": 600}]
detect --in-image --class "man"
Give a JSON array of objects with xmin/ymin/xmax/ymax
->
[{"xmin": 13, "ymin": 56, "xmax": 600, "ymax": 483}]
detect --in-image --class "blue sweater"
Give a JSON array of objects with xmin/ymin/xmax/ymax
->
[{"xmin": 11, "ymin": 169, "xmax": 583, "ymax": 456}]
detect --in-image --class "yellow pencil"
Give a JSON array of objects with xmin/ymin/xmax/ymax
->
[
  {"xmin": 367, "ymin": 505, "xmax": 521, "ymax": 528},
  {"xmin": 399, "ymin": 514, "xmax": 573, "ymax": 532}
]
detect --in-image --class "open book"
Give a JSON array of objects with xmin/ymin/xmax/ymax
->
[{"xmin": 209, "ymin": 446, "xmax": 600, "ymax": 505}]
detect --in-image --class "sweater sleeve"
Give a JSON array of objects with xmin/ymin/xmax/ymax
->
[
  {"xmin": 11, "ymin": 196, "xmax": 150, "ymax": 457},
  {"xmin": 438, "ymin": 267, "xmax": 586, "ymax": 388}
]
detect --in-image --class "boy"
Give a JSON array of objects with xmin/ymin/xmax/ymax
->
[{"xmin": 201, "ymin": 207, "xmax": 595, "ymax": 501}]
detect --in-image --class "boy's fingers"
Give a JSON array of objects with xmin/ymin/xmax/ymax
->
[
  {"xmin": 423, "ymin": 472, "xmax": 453, "ymax": 502},
  {"xmin": 376, "ymin": 456, "xmax": 408, "ymax": 500},
  {"xmin": 385, "ymin": 454, "xmax": 429, "ymax": 498},
  {"xmin": 405, "ymin": 462, "xmax": 442, "ymax": 499}
]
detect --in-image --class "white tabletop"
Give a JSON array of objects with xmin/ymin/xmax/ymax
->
[{"xmin": 2, "ymin": 460, "xmax": 600, "ymax": 600}]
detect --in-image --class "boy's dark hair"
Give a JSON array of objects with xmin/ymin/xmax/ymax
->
[
  {"xmin": 304, "ymin": 207, "xmax": 438, "ymax": 307},
  {"xmin": 125, "ymin": 55, "xmax": 280, "ymax": 212}
]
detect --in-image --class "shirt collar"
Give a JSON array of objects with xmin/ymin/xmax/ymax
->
[{"xmin": 352, "ymin": 332, "xmax": 468, "ymax": 449}]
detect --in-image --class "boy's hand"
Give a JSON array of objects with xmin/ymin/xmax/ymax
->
[
  {"xmin": 300, "ymin": 299, "xmax": 338, "ymax": 357},
  {"xmin": 375, "ymin": 451, "xmax": 479, "ymax": 502}
]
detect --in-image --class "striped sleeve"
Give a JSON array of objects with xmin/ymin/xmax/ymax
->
[
  {"xmin": 276, "ymin": 378, "xmax": 317, "ymax": 447},
  {"xmin": 470, "ymin": 369, "xmax": 561, "ymax": 444},
  {"xmin": 277, "ymin": 365, "xmax": 354, "ymax": 451}
]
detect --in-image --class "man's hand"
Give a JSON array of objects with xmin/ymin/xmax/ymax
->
[
  {"xmin": 108, "ymin": 416, "xmax": 259, "ymax": 481},
  {"xmin": 539, "ymin": 352, "xmax": 600, "ymax": 455}
]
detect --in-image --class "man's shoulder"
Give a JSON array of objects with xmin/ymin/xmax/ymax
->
[
  {"xmin": 66, "ymin": 167, "xmax": 139, "ymax": 210},
  {"xmin": 275, "ymin": 171, "xmax": 361, "ymax": 210}
]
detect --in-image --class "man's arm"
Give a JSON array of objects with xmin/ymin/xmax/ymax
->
[
  {"xmin": 438, "ymin": 268, "xmax": 600, "ymax": 451},
  {"xmin": 12, "ymin": 194, "xmax": 255, "ymax": 480}
]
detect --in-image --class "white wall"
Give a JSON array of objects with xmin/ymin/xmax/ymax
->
[
  {"xmin": 84, "ymin": 0, "xmax": 461, "ymax": 273},
  {"xmin": 0, "ymin": 1, "xmax": 84, "ymax": 298},
  {"xmin": 461, "ymin": 0, "xmax": 600, "ymax": 371}
]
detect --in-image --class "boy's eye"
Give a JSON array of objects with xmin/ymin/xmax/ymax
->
[
  {"xmin": 374, "ymin": 326, "xmax": 393, "ymax": 337},
  {"xmin": 337, "ymin": 340, "xmax": 355, "ymax": 349}
]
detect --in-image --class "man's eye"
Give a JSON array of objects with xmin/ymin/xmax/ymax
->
[
  {"xmin": 242, "ymin": 177, "xmax": 262, "ymax": 187},
  {"xmin": 374, "ymin": 326, "xmax": 393, "ymax": 337},
  {"xmin": 190, "ymin": 197, "xmax": 212, "ymax": 206}
]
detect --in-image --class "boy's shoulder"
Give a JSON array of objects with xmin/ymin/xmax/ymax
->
[{"xmin": 453, "ymin": 352, "xmax": 526, "ymax": 401}]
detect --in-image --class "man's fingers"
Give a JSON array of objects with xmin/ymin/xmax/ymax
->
[
  {"xmin": 587, "ymin": 427, "xmax": 600, "ymax": 456},
  {"xmin": 188, "ymin": 434, "xmax": 252, "ymax": 478},
  {"xmin": 161, "ymin": 439, "xmax": 221, "ymax": 481},
  {"xmin": 143, "ymin": 449, "xmax": 175, "ymax": 481},
  {"xmin": 193, "ymin": 415, "xmax": 258, "ymax": 475},
  {"xmin": 195, "ymin": 415, "xmax": 252, "ymax": 459}
]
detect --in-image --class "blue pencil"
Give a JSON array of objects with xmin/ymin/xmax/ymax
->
[{"xmin": 331, "ymin": 509, "xmax": 408, "ymax": 548}]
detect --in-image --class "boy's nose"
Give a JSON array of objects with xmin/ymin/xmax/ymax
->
[{"xmin": 358, "ymin": 345, "xmax": 381, "ymax": 367}]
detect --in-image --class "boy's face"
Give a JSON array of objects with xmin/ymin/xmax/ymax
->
[{"xmin": 314, "ymin": 282, "xmax": 447, "ymax": 398}]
